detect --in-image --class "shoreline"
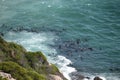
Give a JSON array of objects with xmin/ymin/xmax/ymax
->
[
  {"xmin": 0, "ymin": 28, "xmax": 120, "ymax": 80},
  {"xmin": 0, "ymin": 36, "xmax": 67, "ymax": 80}
]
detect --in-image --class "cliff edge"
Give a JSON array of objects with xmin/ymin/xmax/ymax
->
[{"xmin": 0, "ymin": 36, "xmax": 67, "ymax": 80}]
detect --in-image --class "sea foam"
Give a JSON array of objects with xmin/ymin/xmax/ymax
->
[
  {"xmin": 56, "ymin": 55, "xmax": 76, "ymax": 80},
  {"xmin": 3, "ymin": 31, "xmax": 76, "ymax": 80}
]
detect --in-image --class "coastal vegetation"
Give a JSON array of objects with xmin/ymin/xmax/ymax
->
[{"xmin": 0, "ymin": 36, "xmax": 66, "ymax": 80}]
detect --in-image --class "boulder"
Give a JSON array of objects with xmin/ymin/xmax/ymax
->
[
  {"xmin": 49, "ymin": 74, "xmax": 63, "ymax": 80},
  {"xmin": 94, "ymin": 76, "xmax": 102, "ymax": 80},
  {"xmin": 0, "ymin": 71, "xmax": 16, "ymax": 80}
]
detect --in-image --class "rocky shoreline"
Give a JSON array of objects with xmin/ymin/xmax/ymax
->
[
  {"xmin": 0, "ymin": 36, "xmax": 67, "ymax": 80},
  {"xmin": 0, "ymin": 25, "xmax": 106, "ymax": 80},
  {"xmin": 70, "ymin": 72, "xmax": 104, "ymax": 80}
]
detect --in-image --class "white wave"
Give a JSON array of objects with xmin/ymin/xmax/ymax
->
[
  {"xmin": 3, "ymin": 31, "xmax": 56, "ymax": 54},
  {"xmin": 53, "ymin": 55, "xmax": 76, "ymax": 80},
  {"xmin": 3, "ymin": 31, "xmax": 76, "ymax": 80}
]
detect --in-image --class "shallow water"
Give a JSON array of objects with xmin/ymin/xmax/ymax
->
[{"xmin": 0, "ymin": 0, "xmax": 120, "ymax": 80}]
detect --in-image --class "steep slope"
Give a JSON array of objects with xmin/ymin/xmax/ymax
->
[{"xmin": 0, "ymin": 36, "xmax": 67, "ymax": 80}]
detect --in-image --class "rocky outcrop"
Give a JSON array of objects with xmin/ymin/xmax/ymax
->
[
  {"xmin": 49, "ymin": 74, "xmax": 63, "ymax": 80},
  {"xmin": 94, "ymin": 77, "xmax": 103, "ymax": 80},
  {"xmin": 0, "ymin": 71, "xmax": 16, "ymax": 80},
  {"xmin": 0, "ymin": 36, "xmax": 67, "ymax": 80}
]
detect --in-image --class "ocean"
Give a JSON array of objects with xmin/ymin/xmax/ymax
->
[{"xmin": 0, "ymin": 0, "xmax": 120, "ymax": 80}]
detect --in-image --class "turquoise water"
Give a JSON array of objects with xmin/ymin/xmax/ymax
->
[{"xmin": 0, "ymin": 0, "xmax": 120, "ymax": 80}]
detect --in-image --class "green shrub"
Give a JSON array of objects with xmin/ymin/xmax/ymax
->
[
  {"xmin": 27, "ymin": 71, "xmax": 46, "ymax": 80},
  {"xmin": 0, "ymin": 61, "xmax": 27, "ymax": 80},
  {"xmin": 0, "ymin": 36, "xmax": 66, "ymax": 80},
  {"xmin": 0, "ymin": 76, "xmax": 8, "ymax": 80},
  {"xmin": 50, "ymin": 64, "xmax": 60, "ymax": 74},
  {"xmin": 0, "ymin": 61, "xmax": 47, "ymax": 80},
  {"xmin": 8, "ymin": 42, "xmax": 26, "ymax": 52},
  {"xmin": 25, "ymin": 51, "xmax": 48, "ymax": 68}
]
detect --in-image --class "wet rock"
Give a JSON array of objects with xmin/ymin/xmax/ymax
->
[
  {"xmin": 70, "ymin": 72, "xmax": 90, "ymax": 80},
  {"xmin": 114, "ymin": 68, "xmax": 120, "ymax": 71},
  {"xmin": 85, "ymin": 76, "xmax": 90, "ymax": 79},
  {"xmin": 94, "ymin": 77, "xmax": 102, "ymax": 80},
  {"xmin": 1, "ymin": 24, "xmax": 6, "ymax": 28},
  {"xmin": 62, "ymin": 28, "xmax": 67, "ymax": 31},
  {"xmin": 109, "ymin": 68, "xmax": 114, "ymax": 71},
  {"xmin": 88, "ymin": 47, "xmax": 93, "ymax": 51},
  {"xmin": 109, "ymin": 67, "xmax": 120, "ymax": 72},
  {"xmin": 84, "ymin": 38, "xmax": 88, "ymax": 42},
  {"xmin": 58, "ymin": 45, "xmax": 62, "ymax": 49},
  {"xmin": 79, "ymin": 48, "xmax": 84, "ymax": 52},
  {"xmin": 0, "ymin": 32, "xmax": 4, "ymax": 36},
  {"xmin": 76, "ymin": 39, "xmax": 80, "ymax": 44},
  {"xmin": 72, "ymin": 74, "xmax": 85, "ymax": 80}
]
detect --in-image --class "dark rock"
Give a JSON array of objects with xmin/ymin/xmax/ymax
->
[
  {"xmin": 75, "ymin": 49, "xmax": 78, "ymax": 52},
  {"xmin": 84, "ymin": 38, "xmax": 88, "ymax": 42},
  {"xmin": 85, "ymin": 76, "xmax": 90, "ymax": 79},
  {"xmin": 0, "ymin": 32, "xmax": 4, "ymax": 36},
  {"xmin": 94, "ymin": 76, "xmax": 102, "ymax": 80},
  {"xmin": 78, "ymin": 75, "xmax": 84, "ymax": 79},
  {"xmin": 88, "ymin": 47, "xmax": 93, "ymax": 51},
  {"xmin": 58, "ymin": 45, "xmax": 62, "ymax": 49},
  {"xmin": 109, "ymin": 68, "xmax": 114, "ymax": 71},
  {"xmin": 62, "ymin": 28, "xmax": 66, "ymax": 31},
  {"xmin": 1, "ymin": 24, "xmax": 6, "ymax": 27},
  {"xmin": 80, "ymin": 56, "xmax": 83, "ymax": 61},
  {"xmin": 79, "ymin": 48, "xmax": 84, "ymax": 52},
  {"xmin": 76, "ymin": 39, "xmax": 80, "ymax": 44},
  {"xmin": 109, "ymin": 67, "xmax": 120, "ymax": 72},
  {"xmin": 115, "ymin": 68, "xmax": 120, "ymax": 71}
]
